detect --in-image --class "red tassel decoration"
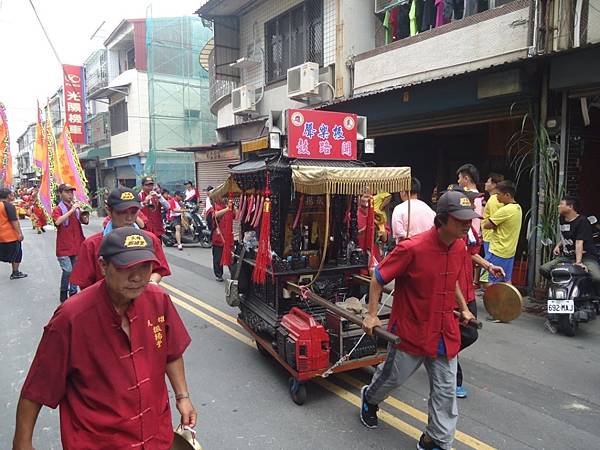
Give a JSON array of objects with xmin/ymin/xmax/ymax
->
[
  {"xmin": 364, "ymin": 196, "xmax": 376, "ymax": 267},
  {"xmin": 252, "ymin": 174, "xmax": 272, "ymax": 284},
  {"xmin": 220, "ymin": 193, "xmax": 234, "ymax": 267}
]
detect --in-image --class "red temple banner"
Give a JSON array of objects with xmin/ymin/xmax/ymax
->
[{"xmin": 287, "ymin": 109, "xmax": 357, "ymax": 160}]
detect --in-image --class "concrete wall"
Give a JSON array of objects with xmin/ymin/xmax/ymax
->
[
  {"xmin": 588, "ymin": 0, "xmax": 600, "ymax": 44},
  {"xmin": 108, "ymin": 70, "xmax": 149, "ymax": 157},
  {"xmin": 353, "ymin": 6, "xmax": 531, "ymax": 94}
]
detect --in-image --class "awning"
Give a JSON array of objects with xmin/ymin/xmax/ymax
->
[
  {"xmin": 87, "ymin": 83, "xmax": 130, "ymax": 100},
  {"xmin": 78, "ymin": 146, "xmax": 110, "ymax": 160},
  {"xmin": 291, "ymin": 164, "xmax": 411, "ymax": 195},
  {"xmin": 211, "ymin": 157, "xmax": 412, "ymax": 198}
]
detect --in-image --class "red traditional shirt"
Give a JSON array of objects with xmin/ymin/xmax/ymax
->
[
  {"xmin": 374, "ymin": 227, "xmax": 466, "ymax": 358},
  {"xmin": 21, "ymin": 281, "xmax": 191, "ymax": 449},
  {"xmin": 71, "ymin": 230, "xmax": 171, "ymax": 290},
  {"xmin": 208, "ymin": 203, "xmax": 234, "ymax": 247},
  {"xmin": 139, "ymin": 191, "xmax": 165, "ymax": 237},
  {"xmin": 52, "ymin": 205, "xmax": 85, "ymax": 257}
]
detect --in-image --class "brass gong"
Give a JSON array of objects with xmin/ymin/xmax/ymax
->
[{"xmin": 483, "ymin": 282, "xmax": 523, "ymax": 322}]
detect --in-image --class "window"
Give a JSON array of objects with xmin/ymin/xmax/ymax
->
[
  {"xmin": 127, "ymin": 47, "xmax": 136, "ymax": 70},
  {"xmin": 265, "ymin": 0, "xmax": 323, "ymax": 83},
  {"xmin": 109, "ymin": 101, "xmax": 128, "ymax": 136}
]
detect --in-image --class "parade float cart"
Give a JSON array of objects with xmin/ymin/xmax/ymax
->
[{"xmin": 213, "ymin": 153, "xmax": 412, "ymax": 405}]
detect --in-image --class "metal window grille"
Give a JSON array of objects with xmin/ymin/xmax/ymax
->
[
  {"xmin": 109, "ymin": 101, "xmax": 128, "ymax": 136},
  {"xmin": 265, "ymin": 0, "xmax": 323, "ymax": 83}
]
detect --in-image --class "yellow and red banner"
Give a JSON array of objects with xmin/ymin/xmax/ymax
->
[{"xmin": 0, "ymin": 102, "xmax": 13, "ymax": 188}]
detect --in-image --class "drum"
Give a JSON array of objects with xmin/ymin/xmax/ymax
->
[{"xmin": 483, "ymin": 282, "xmax": 523, "ymax": 322}]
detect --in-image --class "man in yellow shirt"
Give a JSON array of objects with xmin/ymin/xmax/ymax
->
[
  {"xmin": 482, "ymin": 180, "xmax": 522, "ymax": 284},
  {"xmin": 480, "ymin": 173, "xmax": 505, "ymax": 287}
]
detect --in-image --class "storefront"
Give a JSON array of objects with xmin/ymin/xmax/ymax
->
[
  {"xmin": 549, "ymin": 44, "xmax": 600, "ymax": 216},
  {"xmin": 174, "ymin": 143, "xmax": 241, "ymax": 207},
  {"xmin": 321, "ymin": 61, "xmax": 541, "ymax": 287}
]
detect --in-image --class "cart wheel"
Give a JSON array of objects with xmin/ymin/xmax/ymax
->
[
  {"xmin": 256, "ymin": 341, "xmax": 271, "ymax": 357},
  {"xmin": 288, "ymin": 377, "xmax": 307, "ymax": 405}
]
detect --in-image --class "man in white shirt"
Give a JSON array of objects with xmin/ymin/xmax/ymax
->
[
  {"xmin": 392, "ymin": 177, "xmax": 436, "ymax": 243},
  {"xmin": 202, "ymin": 185, "xmax": 214, "ymax": 218}
]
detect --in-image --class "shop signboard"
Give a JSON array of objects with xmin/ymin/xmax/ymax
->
[
  {"xmin": 62, "ymin": 64, "xmax": 86, "ymax": 144},
  {"xmin": 287, "ymin": 109, "xmax": 357, "ymax": 160}
]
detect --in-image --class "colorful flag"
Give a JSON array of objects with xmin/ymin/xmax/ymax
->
[
  {"xmin": 0, "ymin": 102, "xmax": 13, "ymax": 188},
  {"xmin": 55, "ymin": 126, "xmax": 89, "ymax": 204},
  {"xmin": 33, "ymin": 102, "xmax": 46, "ymax": 171},
  {"xmin": 37, "ymin": 106, "xmax": 56, "ymax": 216}
]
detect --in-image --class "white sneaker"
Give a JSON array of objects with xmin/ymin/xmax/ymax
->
[{"xmin": 177, "ymin": 244, "xmax": 183, "ymax": 250}]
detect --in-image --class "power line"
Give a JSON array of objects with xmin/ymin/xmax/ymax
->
[{"xmin": 27, "ymin": 0, "xmax": 63, "ymax": 68}]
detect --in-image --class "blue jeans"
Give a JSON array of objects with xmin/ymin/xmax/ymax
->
[{"xmin": 57, "ymin": 255, "xmax": 78, "ymax": 295}]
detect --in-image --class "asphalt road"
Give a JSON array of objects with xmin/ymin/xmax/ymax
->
[{"xmin": 1, "ymin": 217, "xmax": 599, "ymax": 449}]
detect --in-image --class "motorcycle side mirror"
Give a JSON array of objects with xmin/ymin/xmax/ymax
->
[{"xmin": 588, "ymin": 215, "xmax": 598, "ymax": 225}]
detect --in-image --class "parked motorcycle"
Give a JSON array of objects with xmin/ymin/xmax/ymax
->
[
  {"xmin": 545, "ymin": 216, "xmax": 600, "ymax": 336},
  {"xmin": 163, "ymin": 201, "xmax": 211, "ymax": 248}
]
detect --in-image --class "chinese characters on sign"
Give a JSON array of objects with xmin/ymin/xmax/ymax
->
[
  {"xmin": 62, "ymin": 64, "xmax": 86, "ymax": 144},
  {"xmin": 287, "ymin": 109, "xmax": 358, "ymax": 160}
]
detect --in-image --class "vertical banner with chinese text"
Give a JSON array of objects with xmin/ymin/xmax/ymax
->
[
  {"xmin": 0, "ymin": 102, "xmax": 13, "ymax": 188},
  {"xmin": 287, "ymin": 109, "xmax": 358, "ymax": 160},
  {"xmin": 62, "ymin": 64, "xmax": 86, "ymax": 144}
]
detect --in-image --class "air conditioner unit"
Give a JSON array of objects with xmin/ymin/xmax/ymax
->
[
  {"xmin": 287, "ymin": 62, "xmax": 320, "ymax": 99},
  {"xmin": 232, "ymin": 85, "xmax": 256, "ymax": 115},
  {"xmin": 374, "ymin": 0, "xmax": 405, "ymax": 14}
]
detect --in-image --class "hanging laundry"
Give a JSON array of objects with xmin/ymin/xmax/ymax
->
[
  {"xmin": 421, "ymin": 0, "xmax": 436, "ymax": 32},
  {"xmin": 435, "ymin": 0, "xmax": 450, "ymax": 27}
]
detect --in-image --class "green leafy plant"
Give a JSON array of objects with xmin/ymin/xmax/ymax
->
[{"xmin": 507, "ymin": 110, "xmax": 563, "ymax": 274}]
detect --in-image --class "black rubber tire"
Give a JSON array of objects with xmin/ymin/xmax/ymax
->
[
  {"xmin": 288, "ymin": 377, "xmax": 307, "ymax": 405},
  {"xmin": 558, "ymin": 314, "xmax": 577, "ymax": 337},
  {"xmin": 162, "ymin": 236, "xmax": 175, "ymax": 247},
  {"xmin": 200, "ymin": 238, "xmax": 212, "ymax": 249},
  {"xmin": 256, "ymin": 341, "xmax": 271, "ymax": 357}
]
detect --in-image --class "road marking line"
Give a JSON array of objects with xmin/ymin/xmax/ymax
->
[
  {"xmin": 163, "ymin": 282, "xmax": 238, "ymax": 326},
  {"xmin": 171, "ymin": 297, "xmax": 254, "ymax": 347},
  {"xmin": 336, "ymin": 374, "xmax": 495, "ymax": 450},
  {"xmin": 170, "ymin": 287, "xmax": 496, "ymax": 450},
  {"xmin": 316, "ymin": 378, "xmax": 423, "ymax": 439}
]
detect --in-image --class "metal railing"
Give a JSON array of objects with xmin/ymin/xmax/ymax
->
[
  {"xmin": 208, "ymin": 49, "xmax": 237, "ymax": 108},
  {"xmin": 85, "ymin": 112, "xmax": 110, "ymax": 146}
]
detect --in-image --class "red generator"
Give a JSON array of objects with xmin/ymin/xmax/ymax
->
[{"xmin": 280, "ymin": 307, "xmax": 330, "ymax": 373}]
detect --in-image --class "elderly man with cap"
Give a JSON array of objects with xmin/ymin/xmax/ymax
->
[
  {"xmin": 13, "ymin": 227, "xmax": 196, "ymax": 450},
  {"xmin": 139, "ymin": 176, "xmax": 169, "ymax": 238},
  {"xmin": 52, "ymin": 183, "xmax": 86, "ymax": 302},
  {"xmin": 360, "ymin": 190, "xmax": 479, "ymax": 450},
  {"xmin": 71, "ymin": 187, "xmax": 171, "ymax": 291}
]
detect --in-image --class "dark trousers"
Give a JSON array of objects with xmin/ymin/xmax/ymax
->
[
  {"xmin": 212, "ymin": 245, "xmax": 224, "ymax": 278},
  {"xmin": 457, "ymin": 301, "xmax": 478, "ymax": 387}
]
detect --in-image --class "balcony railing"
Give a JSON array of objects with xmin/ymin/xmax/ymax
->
[
  {"xmin": 85, "ymin": 50, "xmax": 109, "ymax": 96},
  {"xmin": 208, "ymin": 49, "xmax": 237, "ymax": 111}
]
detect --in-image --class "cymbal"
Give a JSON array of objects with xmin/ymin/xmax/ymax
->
[{"xmin": 483, "ymin": 282, "xmax": 523, "ymax": 322}]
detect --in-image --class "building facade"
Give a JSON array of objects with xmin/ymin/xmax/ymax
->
[
  {"xmin": 15, "ymin": 123, "xmax": 37, "ymax": 185},
  {"xmin": 197, "ymin": 0, "xmax": 600, "ymax": 291},
  {"xmin": 88, "ymin": 16, "xmax": 216, "ymax": 192}
]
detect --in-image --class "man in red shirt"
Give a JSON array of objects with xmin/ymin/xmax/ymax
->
[
  {"xmin": 207, "ymin": 196, "xmax": 234, "ymax": 282},
  {"xmin": 13, "ymin": 227, "xmax": 196, "ymax": 450},
  {"xmin": 360, "ymin": 191, "xmax": 478, "ymax": 450},
  {"xmin": 168, "ymin": 191, "xmax": 185, "ymax": 250},
  {"xmin": 52, "ymin": 183, "xmax": 86, "ymax": 302},
  {"xmin": 71, "ymin": 187, "xmax": 171, "ymax": 290},
  {"xmin": 139, "ymin": 176, "xmax": 169, "ymax": 238}
]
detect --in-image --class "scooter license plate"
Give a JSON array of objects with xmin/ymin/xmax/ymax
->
[{"xmin": 547, "ymin": 299, "xmax": 574, "ymax": 314}]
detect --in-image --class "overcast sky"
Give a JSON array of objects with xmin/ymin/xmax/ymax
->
[{"xmin": 0, "ymin": 0, "xmax": 203, "ymax": 155}]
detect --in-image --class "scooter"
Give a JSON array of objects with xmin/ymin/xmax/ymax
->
[
  {"xmin": 545, "ymin": 216, "xmax": 600, "ymax": 336},
  {"xmin": 163, "ymin": 201, "xmax": 212, "ymax": 248}
]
